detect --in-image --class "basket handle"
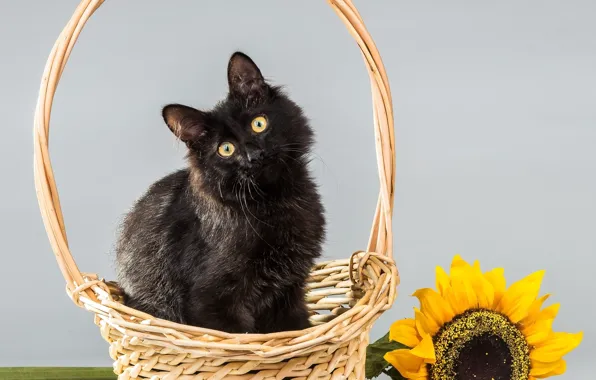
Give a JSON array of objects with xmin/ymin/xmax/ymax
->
[{"xmin": 33, "ymin": 0, "xmax": 396, "ymax": 303}]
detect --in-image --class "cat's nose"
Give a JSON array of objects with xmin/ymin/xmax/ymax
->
[{"xmin": 246, "ymin": 145, "xmax": 264, "ymax": 163}]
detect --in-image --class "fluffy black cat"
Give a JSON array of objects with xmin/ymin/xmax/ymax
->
[{"xmin": 115, "ymin": 52, "xmax": 325, "ymax": 333}]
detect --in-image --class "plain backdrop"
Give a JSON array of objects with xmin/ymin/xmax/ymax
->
[{"xmin": 0, "ymin": 0, "xmax": 594, "ymax": 378}]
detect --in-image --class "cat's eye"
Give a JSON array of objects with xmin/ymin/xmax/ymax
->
[
  {"xmin": 218, "ymin": 142, "xmax": 235, "ymax": 157},
  {"xmin": 251, "ymin": 116, "xmax": 268, "ymax": 133}
]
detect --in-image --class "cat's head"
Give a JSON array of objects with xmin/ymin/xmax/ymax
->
[{"xmin": 162, "ymin": 52, "xmax": 314, "ymax": 201}]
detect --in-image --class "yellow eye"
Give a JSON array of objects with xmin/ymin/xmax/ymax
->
[
  {"xmin": 218, "ymin": 142, "xmax": 235, "ymax": 157},
  {"xmin": 251, "ymin": 116, "xmax": 268, "ymax": 133}
]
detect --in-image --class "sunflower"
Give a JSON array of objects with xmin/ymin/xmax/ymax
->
[{"xmin": 384, "ymin": 255, "xmax": 582, "ymax": 380}]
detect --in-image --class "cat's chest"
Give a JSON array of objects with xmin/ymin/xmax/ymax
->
[
  {"xmin": 202, "ymin": 199, "xmax": 307, "ymax": 233},
  {"xmin": 193, "ymin": 202, "xmax": 316, "ymax": 273},
  {"xmin": 186, "ymin": 198, "xmax": 322, "ymax": 298}
]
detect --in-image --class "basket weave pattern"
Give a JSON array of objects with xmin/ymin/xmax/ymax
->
[{"xmin": 33, "ymin": 1, "xmax": 397, "ymax": 379}]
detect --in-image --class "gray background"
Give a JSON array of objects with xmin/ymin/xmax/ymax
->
[{"xmin": 0, "ymin": 0, "xmax": 593, "ymax": 378}]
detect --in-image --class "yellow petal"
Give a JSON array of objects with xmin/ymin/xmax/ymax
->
[
  {"xmin": 413, "ymin": 365, "xmax": 429, "ymax": 379},
  {"xmin": 533, "ymin": 359, "xmax": 566, "ymax": 378},
  {"xmin": 441, "ymin": 286, "xmax": 466, "ymax": 316},
  {"xmin": 450, "ymin": 254, "xmax": 471, "ymax": 278},
  {"xmin": 389, "ymin": 318, "xmax": 421, "ymax": 348},
  {"xmin": 497, "ymin": 270, "xmax": 545, "ymax": 323},
  {"xmin": 484, "ymin": 267, "xmax": 506, "ymax": 308},
  {"xmin": 409, "ymin": 333, "xmax": 436, "ymax": 364},
  {"xmin": 522, "ymin": 304, "xmax": 560, "ymax": 345},
  {"xmin": 384, "ymin": 349, "xmax": 427, "ymax": 379},
  {"xmin": 412, "ymin": 288, "xmax": 455, "ymax": 327},
  {"xmin": 414, "ymin": 307, "xmax": 438, "ymax": 336},
  {"xmin": 530, "ymin": 359, "xmax": 566, "ymax": 377},
  {"xmin": 468, "ymin": 263, "xmax": 495, "ymax": 309},
  {"xmin": 531, "ymin": 332, "xmax": 583, "ymax": 363},
  {"xmin": 435, "ymin": 266, "xmax": 450, "ymax": 296},
  {"xmin": 536, "ymin": 303, "xmax": 560, "ymax": 321},
  {"xmin": 524, "ymin": 318, "xmax": 556, "ymax": 346},
  {"xmin": 449, "ymin": 277, "xmax": 477, "ymax": 313},
  {"xmin": 473, "ymin": 260, "xmax": 481, "ymax": 270},
  {"xmin": 448, "ymin": 255, "xmax": 487, "ymax": 312},
  {"xmin": 521, "ymin": 294, "xmax": 551, "ymax": 326}
]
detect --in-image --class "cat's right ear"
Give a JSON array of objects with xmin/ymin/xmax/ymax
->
[{"xmin": 162, "ymin": 104, "xmax": 208, "ymax": 145}]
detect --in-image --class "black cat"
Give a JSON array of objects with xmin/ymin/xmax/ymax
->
[{"xmin": 115, "ymin": 52, "xmax": 325, "ymax": 333}]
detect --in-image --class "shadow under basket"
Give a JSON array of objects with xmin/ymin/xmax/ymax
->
[{"xmin": 33, "ymin": 1, "xmax": 398, "ymax": 379}]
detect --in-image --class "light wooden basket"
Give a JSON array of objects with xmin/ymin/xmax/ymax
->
[{"xmin": 33, "ymin": 1, "xmax": 398, "ymax": 379}]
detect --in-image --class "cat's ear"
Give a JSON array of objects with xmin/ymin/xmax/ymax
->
[
  {"xmin": 227, "ymin": 52, "xmax": 267, "ymax": 99},
  {"xmin": 162, "ymin": 104, "xmax": 209, "ymax": 145}
]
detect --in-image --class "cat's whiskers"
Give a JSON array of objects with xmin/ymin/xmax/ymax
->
[
  {"xmin": 241, "ymin": 179, "xmax": 273, "ymax": 227},
  {"xmin": 254, "ymin": 181, "xmax": 265, "ymax": 198},
  {"xmin": 281, "ymin": 148, "xmax": 337, "ymax": 187},
  {"xmin": 218, "ymin": 180, "xmax": 224, "ymax": 200},
  {"xmin": 278, "ymin": 144, "xmax": 325, "ymax": 162},
  {"xmin": 245, "ymin": 179, "xmax": 257, "ymax": 202},
  {"xmin": 278, "ymin": 158, "xmax": 296, "ymax": 181},
  {"xmin": 233, "ymin": 183, "xmax": 248, "ymax": 240},
  {"xmin": 248, "ymin": 177, "xmax": 265, "ymax": 199},
  {"xmin": 236, "ymin": 180, "xmax": 275, "ymax": 249}
]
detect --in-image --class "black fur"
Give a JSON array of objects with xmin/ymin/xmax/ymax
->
[{"xmin": 115, "ymin": 52, "xmax": 325, "ymax": 333}]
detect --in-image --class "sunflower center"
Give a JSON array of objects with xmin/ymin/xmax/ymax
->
[
  {"xmin": 429, "ymin": 309, "xmax": 530, "ymax": 380},
  {"xmin": 455, "ymin": 333, "xmax": 512, "ymax": 380}
]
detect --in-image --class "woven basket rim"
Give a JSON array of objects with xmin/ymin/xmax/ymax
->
[
  {"xmin": 81, "ymin": 253, "xmax": 398, "ymax": 359},
  {"xmin": 33, "ymin": 0, "xmax": 397, "ymax": 348}
]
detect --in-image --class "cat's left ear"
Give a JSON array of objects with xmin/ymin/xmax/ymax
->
[{"xmin": 227, "ymin": 52, "xmax": 267, "ymax": 100}]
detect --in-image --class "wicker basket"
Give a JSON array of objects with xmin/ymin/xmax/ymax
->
[{"xmin": 33, "ymin": 1, "xmax": 397, "ymax": 379}]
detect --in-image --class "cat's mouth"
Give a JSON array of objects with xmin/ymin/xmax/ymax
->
[
  {"xmin": 239, "ymin": 161, "xmax": 285, "ymax": 187},
  {"xmin": 258, "ymin": 162, "xmax": 284, "ymax": 184}
]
